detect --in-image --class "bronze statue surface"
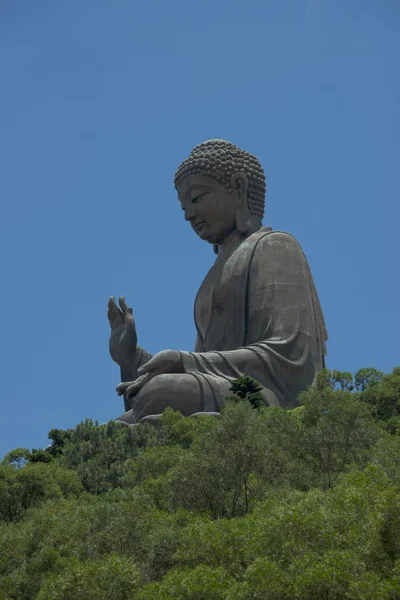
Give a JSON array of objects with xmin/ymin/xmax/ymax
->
[{"xmin": 107, "ymin": 140, "xmax": 328, "ymax": 425}]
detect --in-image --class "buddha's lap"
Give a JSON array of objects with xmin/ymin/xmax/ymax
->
[
  {"xmin": 116, "ymin": 372, "xmax": 233, "ymax": 424},
  {"xmin": 138, "ymin": 373, "xmax": 202, "ymax": 396},
  {"xmin": 130, "ymin": 373, "xmax": 204, "ymax": 420}
]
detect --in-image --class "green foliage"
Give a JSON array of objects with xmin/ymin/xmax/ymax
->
[
  {"xmin": 36, "ymin": 554, "xmax": 142, "ymax": 600},
  {"xmin": 3, "ymin": 447, "xmax": 31, "ymax": 468},
  {"xmin": 1, "ymin": 368, "xmax": 400, "ymax": 599},
  {"xmin": 159, "ymin": 407, "xmax": 217, "ymax": 449},
  {"xmin": 28, "ymin": 449, "xmax": 54, "ymax": 463},
  {"xmin": 60, "ymin": 418, "xmax": 159, "ymax": 493},
  {"xmin": 299, "ymin": 369, "xmax": 379, "ymax": 490},
  {"xmin": 0, "ymin": 462, "xmax": 82, "ymax": 523},
  {"xmin": 139, "ymin": 565, "xmax": 235, "ymax": 600},
  {"xmin": 360, "ymin": 366, "xmax": 400, "ymax": 425},
  {"xmin": 173, "ymin": 516, "xmax": 252, "ymax": 578},
  {"xmin": 228, "ymin": 374, "xmax": 266, "ymax": 408},
  {"xmin": 331, "ymin": 369, "xmax": 355, "ymax": 390},
  {"xmin": 169, "ymin": 401, "xmax": 270, "ymax": 518},
  {"xmin": 46, "ymin": 428, "xmax": 74, "ymax": 457},
  {"xmin": 354, "ymin": 367, "xmax": 384, "ymax": 391},
  {"xmin": 372, "ymin": 434, "xmax": 400, "ymax": 485}
]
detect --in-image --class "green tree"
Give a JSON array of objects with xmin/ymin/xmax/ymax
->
[
  {"xmin": 46, "ymin": 428, "xmax": 74, "ymax": 457},
  {"xmin": 159, "ymin": 407, "xmax": 217, "ymax": 449},
  {"xmin": 0, "ymin": 462, "xmax": 81, "ymax": 523},
  {"xmin": 299, "ymin": 369, "xmax": 379, "ymax": 490},
  {"xmin": 372, "ymin": 434, "xmax": 400, "ymax": 485},
  {"xmin": 354, "ymin": 367, "xmax": 384, "ymax": 391},
  {"xmin": 170, "ymin": 401, "xmax": 270, "ymax": 518},
  {"xmin": 139, "ymin": 565, "xmax": 235, "ymax": 600},
  {"xmin": 331, "ymin": 369, "xmax": 355, "ymax": 391},
  {"xmin": 361, "ymin": 367, "xmax": 400, "ymax": 425},
  {"xmin": 36, "ymin": 554, "xmax": 141, "ymax": 600},
  {"xmin": 60, "ymin": 419, "xmax": 158, "ymax": 493},
  {"xmin": 2, "ymin": 447, "xmax": 31, "ymax": 469},
  {"xmin": 228, "ymin": 374, "xmax": 265, "ymax": 409},
  {"xmin": 28, "ymin": 449, "xmax": 53, "ymax": 463}
]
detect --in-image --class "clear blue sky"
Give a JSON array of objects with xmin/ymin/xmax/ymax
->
[{"xmin": 1, "ymin": 0, "xmax": 399, "ymax": 458}]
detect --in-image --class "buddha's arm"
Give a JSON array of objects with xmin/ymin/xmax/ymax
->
[
  {"xmin": 195, "ymin": 336, "xmax": 206, "ymax": 352},
  {"xmin": 120, "ymin": 346, "xmax": 153, "ymax": 383},
  {"xmin": 120, "ymin": 346, "xmax": 153, "ymax": 411}
]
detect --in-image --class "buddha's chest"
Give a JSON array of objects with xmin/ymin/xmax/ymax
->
[
  {"xmin": 194, "ymin": 265, "xmax": 221, "ymax": 335},
  {"xmin": 194, "ymin": 254, "xmax": 247, "ymax": 351}
]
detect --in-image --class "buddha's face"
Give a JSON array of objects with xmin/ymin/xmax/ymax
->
[{"xmin": 177, "ymin": 174, "xmax": 238, "ymax": 246}]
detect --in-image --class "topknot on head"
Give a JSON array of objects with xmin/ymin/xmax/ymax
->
[{"xmin": 174, "ymin": 139, "xmax": 266, "ymax": 219}]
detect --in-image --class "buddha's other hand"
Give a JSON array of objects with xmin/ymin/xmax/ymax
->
[
  {"xmin": 116, "ymin": 349, "xmax": 183, "ymax": 399},
  {"xmin": 108, "ymin": 296, "xmax": 137, "ymax": 370}
]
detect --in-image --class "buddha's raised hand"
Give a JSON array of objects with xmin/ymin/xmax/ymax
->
[{"xmin": 107, "ymin": 296, "xmax": 137, "ymax": 370}]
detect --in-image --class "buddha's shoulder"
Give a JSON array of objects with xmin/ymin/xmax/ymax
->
[{"xmin": 250, "ymin": 228, "xmax": 302, "ymax": 249}]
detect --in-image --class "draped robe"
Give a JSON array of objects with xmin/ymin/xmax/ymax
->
[{"xmin": 119, "ymin": 227, "xmax": 328, "ymax": 423}]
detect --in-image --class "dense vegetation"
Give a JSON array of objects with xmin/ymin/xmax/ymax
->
[{"xmin": 1, "ymin": 367, "xmax": 400, "ymax": 599}]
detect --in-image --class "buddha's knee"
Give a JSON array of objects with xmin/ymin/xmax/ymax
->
[
  {"xmin": 133, "ymin": 373, "xmax": 201, "ymax": 420},
  {"xmin": 113, "ymin": 377, "xmax": 168, "ymax": 427},
  {"xmin": 136, "ymin": 373, "xmax": 175, "ymax": 403},
  {"xmin": 132, "ymin": 374, "xmax": 179, "ymax": 419}
]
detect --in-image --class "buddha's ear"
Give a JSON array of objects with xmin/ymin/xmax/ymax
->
[
  {"xmin": 230, "ymin": 172, "xmax": 251, "ymax": 234},
  {"xmin": 230, "ymin": 172, "xmax": 249, "ymax": 198}
]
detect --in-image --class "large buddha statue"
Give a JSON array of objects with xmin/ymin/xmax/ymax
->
[{"xmin": 107, "ymin": 140, "xmax": 328, "ymax": 425}]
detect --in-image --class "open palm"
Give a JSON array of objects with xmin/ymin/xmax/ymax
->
[{"xmin": 108, "ymin": 296, "xmax": 137, "ymax": 369}]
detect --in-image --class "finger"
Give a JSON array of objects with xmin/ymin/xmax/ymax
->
[
  {"xmin": 116, "ymin": 373, "xmax": 149, "ymax": 396},
  {"xmin": 108, "ymin": 296, "xmax": 122, "ymax": 315},
  {"xmin": 116, "ymin": 381, "xmax": 131, "ymax": 395},
  {"xmin": 107, "ymin": 309, "xmax": 114, "ymax": 328},
  {"xmin": 137, "ymin": 361, "xmax": 153, "ymax": 376},
  {"xmin": 125, "ymin": 373, "xmax": 150, "ymax": 397},
  {"xmin": 107, "ymin": 301, "xmax": 117, "ymax": 327},
  {"xmin": 124, "ymin": 306, "xmax": 135, "ymax": 326},
  {"xmin": 108, "ymin": 296, "xmax": 124, "ymax": 328},
  {"xmin": 119, "ymin": 296, "xmax": 131, "ymax": 314}
]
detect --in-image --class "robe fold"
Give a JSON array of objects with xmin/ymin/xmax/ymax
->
[{"xmin": 178, "ymin": 227, "xmax": 328, "ymax": 410}]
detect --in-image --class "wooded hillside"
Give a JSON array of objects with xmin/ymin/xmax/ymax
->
[{"xmin": 1, "ymin": 368, "xmax": 400, "ymax": 599}]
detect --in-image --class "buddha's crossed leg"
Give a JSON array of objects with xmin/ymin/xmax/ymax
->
[{"xmin": 115, "ymin": 372, "xmax": 232, "ymax": 425}]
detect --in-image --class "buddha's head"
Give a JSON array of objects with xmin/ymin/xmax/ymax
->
[{"xmin": 174, "ymin": 140, "xmax": 266, "ymax": 248}]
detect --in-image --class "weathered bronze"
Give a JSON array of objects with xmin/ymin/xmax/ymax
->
[{"xmin": 108, "ymin": 140, "xmax": 328, "ymax": 425}]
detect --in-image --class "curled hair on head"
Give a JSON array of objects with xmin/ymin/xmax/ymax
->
[{"xmin": 174, "ymin": 139, "xmax": 266, "ymax": 219}]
